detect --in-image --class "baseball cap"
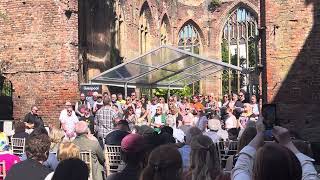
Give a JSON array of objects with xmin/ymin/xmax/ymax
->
[
  {"xmin": 121, "ymin": 134, "xmax": 145, "ymax": 153},
  {"xmin": 208, "ymin": 119, "xmax": 221, "ymax": 131}
]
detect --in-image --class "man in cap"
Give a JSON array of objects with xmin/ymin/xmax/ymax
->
[
  {"xmin": 73, "ymin": 121, "xmax": 105, "ymax": 180},
  {"xmin": 203, "ymin": 119, "xmax": 223, "ymax": 143},
  {"xmin": 59, "ymin": 101, "xmax": 76, "ymax": 123},
  {"xmin": 106, "ymin": 134, "xmax": 146, "ymax": 180}
]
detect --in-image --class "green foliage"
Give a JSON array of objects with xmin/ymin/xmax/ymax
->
[
  {"xmin": 208, "ymin": 0, "xmax": 221, "ymax": 12},
  {"xmin": 221, "ymin": 40, "xmax": 229, "ymax": 63},
  {"xmin": 248, "ymin": 40, "xmax": 257, "ymax": 67},
  {"xmin": 154, "ymin": 85, "xmax": 193, "ymax": 98}
]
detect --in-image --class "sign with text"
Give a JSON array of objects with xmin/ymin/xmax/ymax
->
[{"xmin": 80, "ymin": 84, "xmax": 102, "ymax": 98}]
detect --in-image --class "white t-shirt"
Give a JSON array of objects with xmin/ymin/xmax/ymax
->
[
  {"xmin": 59, "ymin": 109, "xmax": 76, "ymax": 122},
  {"xmin": 225, "ymin": 115, "xmax": 238, "ymax": 129},
  {"xmin": 154, "ymin": 116, "xmax": 163, "ymax": 125},
  {"xmin": 61, "ymin": 115, "xmax": 79, "ymax": 134}
]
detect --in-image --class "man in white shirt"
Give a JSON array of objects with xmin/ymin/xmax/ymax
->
[
  {"xmin": 59, "ymin": 101, "xmax": 76, "ymax": 122},
  {"xmin": 61, "ymin": 106, "xmax": 79, "ymax": 140}
]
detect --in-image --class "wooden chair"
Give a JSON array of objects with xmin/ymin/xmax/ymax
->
[
  {"xmin": 105, "ymin": 145, "xmax": 125, "ymax": 175},
  {"xmin": 80, "ymin": 151, "xmax": 93, "ymax": 180},
  {"xmin": 0, "ymin": 161, "xmax": 6, "ymax": 179},
  {"xmin": 11, "ymin": 138, "xmax": 25, "ymax": 156}
]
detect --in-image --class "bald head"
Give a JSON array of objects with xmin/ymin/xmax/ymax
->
[{"xmin": 75, "ymin": 121, "xmax": 89, "ymax": 135}]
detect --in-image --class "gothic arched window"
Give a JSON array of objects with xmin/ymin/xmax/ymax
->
[
  {"xmin": 178, "ymin": 23, "xmax": 201, "ymax": 54},
  {"xmin": 221, "ymin": 7, "xmax": 258, "ymax": 95}
]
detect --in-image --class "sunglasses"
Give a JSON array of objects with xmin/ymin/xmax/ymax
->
[{"xmin": 67, "ymin": 110, "xmax": 72, "ymax": 113}]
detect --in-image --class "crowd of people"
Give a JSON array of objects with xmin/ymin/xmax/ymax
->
[{"xmin": 0, "ymin": 90, "xmax": 319, "ymax": 180}]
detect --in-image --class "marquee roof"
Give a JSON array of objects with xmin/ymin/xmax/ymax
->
[{"xmin": 91, "ymin": 45, "xmax": 243, "ymax": 89}]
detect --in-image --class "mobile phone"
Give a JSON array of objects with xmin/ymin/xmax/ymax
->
[{"xmin": 261, "ymin": 104, "xmax": 277, "ymax": 130}]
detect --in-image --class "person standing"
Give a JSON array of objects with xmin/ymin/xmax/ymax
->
[
  {"xmin": 75, "ymin": 93, "xmax": 91, "ymax": 117},
  {"xmin": 94, "ymin": 97, "xmax": 118, "ymax": 145},
  {"xmin": 61, "ymin": 107, "xmax": 79, "ymax": 140},
  {"xmin": 59, "ymin": 101, "xmax": 76, "ymax": 123},
  {"xmin": 24, "ymin": 105, "xmax": 44, "ymax": 129}
]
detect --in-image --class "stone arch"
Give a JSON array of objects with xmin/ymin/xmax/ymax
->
[
  {"xmin": 139, "ymin": 1, "xmax": 155, "ymax": 31},
  {"xmin": 160, "ymin": 13, "xmax": 171, "ymax": 44},
  {"xmin": 218, "ymin": 0, "xmax": 259, "ymax": 44},
  {"xmin": 218, "ymin": 1, "xmax": 259, "ymax": 95},
  {"xmin": 177, "ymin": 19, "xmax": 206, "ymax": 48}
]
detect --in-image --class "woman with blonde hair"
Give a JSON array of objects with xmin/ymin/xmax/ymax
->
[
  {"xmin": 56, "ymin": 142, "xmax": 80, "ymax": 161},
  {"xmin": 184, "ymin": 135, "xmax": 221, "ymax": 180},
  {"xmin": 45, "ymin": 142, "xmax": 80, "ymax": 180},
  {"xmin": 49, "ymin": 127, "xmax": 65, "ymax": 152}
]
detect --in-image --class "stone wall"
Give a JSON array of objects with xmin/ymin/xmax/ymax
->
[
  {"xmin": 0, "ymin": 0, "xmax": 79, "ymax": 126},
  {"xmin": 264, "ymin": 0, "xmax": 320, "ymax": 141},
  {"xmin": 99, "ymin": 0, "xmax": 260, "ymax": 96}
]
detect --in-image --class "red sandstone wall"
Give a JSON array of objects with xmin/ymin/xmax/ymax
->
[
  {"xmin": 0, "ymin": 0, "xmax": 79, "ymax": 126},
  {"xmin": 119, "ymin": 0, "xmax": 259, "ymax": 97},
  {"xmin": 264, "ymin": 0, "xmax": 320, "ymax": 141}
]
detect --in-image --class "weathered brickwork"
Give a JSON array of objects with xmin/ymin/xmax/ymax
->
[
  {"xmin": 82, "ymin": 0, "xmax": 259, "ymax": 95},
  {"xmin": 0, "ymin": 0, "xmax": 261, "ymax": 127},
  {"xmin": 264, "ymin": 0, "xmax": 320, "ymax": 141},
  {"xmin": 0, "ymin": 0, "xmax": 79, "ymax": 126}
]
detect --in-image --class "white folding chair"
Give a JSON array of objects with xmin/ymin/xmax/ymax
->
[
  {"xmin": 11, "ymin": 138, "xmax": 26, "ymax": 156},
  {"xmin": 105, "ymin": 145, "xmax": 125, "ymax": 175},
  {"xmin": 0, "ymin": 161, "xmax": 6, "ymax": 179},
  {"xmin": 80, "ymin": 151, "xmax": 93, "ymax": 180},
  {"xmin": 217, "ymin": 140, "xmax": 238, "ymax": 169}
]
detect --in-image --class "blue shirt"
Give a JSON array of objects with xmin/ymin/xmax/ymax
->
[
  {"xmin": 20, "ymin": 152, "xmax": 59, "ymax": 171},
  {"xmin": 178, "ymin": 145, "xmax": 191, "ymax": 171}
]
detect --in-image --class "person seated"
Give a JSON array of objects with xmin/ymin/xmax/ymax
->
[
  {"xmin": 232, "ymin": 118, "xmax": 319, "ymax": 180},
  {"xmin": 225, "ymin": 126, "xmax": 257, "ymax": 171},
  {"xmin": 12, "ymin": 121, "xmax": 29, "ymax": 139},
  {"xmin": 73, "ymin": 121, "xmax": 105, "ymax": 180},
  {"xmin": 0, "ymin": 132, "xmax": 20, "ymax": 180},
  {"xmin": 6, "ymin": 134, "xmax": 52, "ymax": 180},
  {"xmin": 195, "ymin": 110, "xmax": 208, "ymax": 132},
  {"xmin": 106, "ymin": 134, "xmax": 146, "ymax": 180},
  {"xmin": 151, "ymin": 106, "xmax": 167, "ymax": 133},
  {"xmin": 44, "ymin": 142, "xmax": 81, "ymax": 180},
  {"xmin": 178, "ymin": 127, "xmax": 202, "ymax": 171},
  {"xmin": 105, "ymin": 120, "xmax": 130, "ymax": 146},
  {"xmin": 23, "ymin": 105, "xmax": 44, "ymax": 130},
  {"xmin": 48, "ymin": 127, "xmax": 65, "ymax": 153},
  {"xmin": 20, "ymin": 126, "xmax": 59, "ymax": 171},
  {"xmin": 184, "ymin": 135, "xmax": 221, "ymax": 180},
  {"xmin": 140, "ymin": 144, "xmax": 183, "ymax": 180},
  {"xmin": 203, "ymin": 119, "xmax": 223, "ymax": 143},
  {"xmin": 49, "ymin": 158, "xmax": 89, "ymax": 180}
]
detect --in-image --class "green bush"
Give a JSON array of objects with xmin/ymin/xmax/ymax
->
[{"xmin": 208, "ymin": 0, "xmax": 221, "ymax": 12}]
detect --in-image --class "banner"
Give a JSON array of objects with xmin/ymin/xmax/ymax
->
[{"xmin": 80, "ymin": 84, "xmax": 102, "ymax": 99}]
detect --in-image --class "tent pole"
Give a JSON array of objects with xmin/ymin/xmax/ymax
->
[
  {"xmin": 124, "ymin": 83, "xmax": 128, "ymax": 98},
  {"xmin": 149, "ymin": 87, "xmax": 152, "ymax": 99}
]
